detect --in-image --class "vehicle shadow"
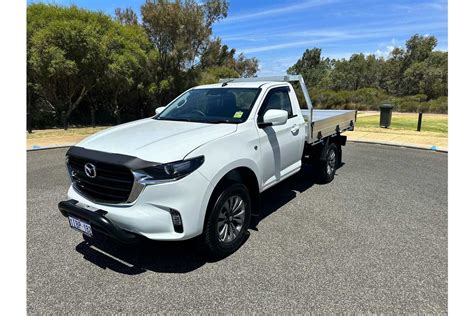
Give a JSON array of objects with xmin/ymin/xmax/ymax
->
[
  {"xmin": 75, "ymin": 235, "xmax": 207, "ymax": 275},
  {"xmin": 75, "ymin": 163, "xmax": 343, "ymax": 274},
  {"xmin": 75, "ymin": 232, "xmax": 250, "ymax": 275},
  {"xmin": 252, "ymin": 162, "xmax": 344, "ymax": 227}
]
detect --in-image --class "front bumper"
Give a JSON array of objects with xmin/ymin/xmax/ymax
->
[
  {"xmin": 63, "ymin": 169, "xmax": 215, "ymax": 241},
  {"xmin": 58, "ymin": 199, "xmax": 139, "ymax": 243}
]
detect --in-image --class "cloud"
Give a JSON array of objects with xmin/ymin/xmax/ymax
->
[
  {"xmin": 239, "ymin": 21, "xmax": 446, "ymax": 54},
  {"xmin": 218, "ymin": 27, "xmax": 342, "ymax": 42},
  {"xmin": 373, "ymin": 45, "xmax": 397, "ymax": 58},
  {"xmin": 257, "ymin": 56, "xmax": 300, "ymax": 76},
  {"xmin": 219, "ymin": 0, "xmax": 335, "ymax": 24},
  {"xmin": 242, "ymin": 38, "xmax": 336, "ymax": 54}
]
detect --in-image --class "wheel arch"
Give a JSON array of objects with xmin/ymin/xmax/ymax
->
[
  {"xmin": 311, "ymin": 134, "xmax": 345, "ymax": 161},
  {"xmin": 206, "ymin": 166, "xmax": 261, "ymax": 224}
]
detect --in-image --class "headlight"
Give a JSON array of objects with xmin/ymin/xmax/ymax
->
[{"xmin": 133, "ymin": 156, "xmax": 204, "ymax": 184}]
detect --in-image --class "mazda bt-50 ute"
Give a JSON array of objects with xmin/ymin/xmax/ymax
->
[{"xmin": 58, "ymin": 75, "xmax": 356, "ymax": 257}]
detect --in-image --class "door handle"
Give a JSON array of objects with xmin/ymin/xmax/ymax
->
[{"xmin": 290, "ymin": 124, "xmax": 299, "ymax": 134}]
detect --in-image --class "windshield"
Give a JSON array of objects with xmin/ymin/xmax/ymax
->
[{"xmin": 156, "ymin": 88, "xmax": 261, "ymax": 123}]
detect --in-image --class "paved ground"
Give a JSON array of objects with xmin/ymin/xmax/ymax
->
[{"xmin": 27, "ymin": 143, "xmax": 447, "ymax": 314}]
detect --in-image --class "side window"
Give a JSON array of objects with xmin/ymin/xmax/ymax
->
[
  {"xmin": 258, "ymin": 88, "xmax": 293, "ymax": 121},
  {"xmin": 280, "ymin": 90, "xmax": 293, "ymax": 117}
]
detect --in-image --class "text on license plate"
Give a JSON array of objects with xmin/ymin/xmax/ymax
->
[{"xmin": 68, "ymin": 216, "xmax": 93, "ymax": 237}]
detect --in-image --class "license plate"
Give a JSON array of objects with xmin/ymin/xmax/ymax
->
[{"xmin": 68, "ymin": 216, "xmax": 93, "ymax": 237}]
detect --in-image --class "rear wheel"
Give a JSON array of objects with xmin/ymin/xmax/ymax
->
[
  {"xmin": 202, "ymin": 182, "xmax": 251, "ymax": 258},
  {"xmin": 315, "ymin": 143, "xmax": 338, "ymax": 184}
]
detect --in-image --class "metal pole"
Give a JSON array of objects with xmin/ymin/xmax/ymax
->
[
  {"xmin": 298, "ymin": 75, "xmax": 313, "ymax": 140},
  {"xmin": 355, "ymin": 110, "xmax": 358, "ymax": 122},
  {"xmin": 417, "ymin": 112, "xmax": 423, "ymax": 132}
]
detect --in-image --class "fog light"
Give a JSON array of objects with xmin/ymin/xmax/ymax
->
[{"xmin": 169, "ymin": 209, "xmax": 183, "ymax": 233}]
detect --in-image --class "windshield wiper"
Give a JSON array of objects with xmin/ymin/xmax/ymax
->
[
  {"xmin": 207, "ymin": 119, "xmax": 235, "ymax": 124},
  {"xmin": 155, "ymin": 117, "xmax": 193, "ymax": 122},
  {"xmin": 156, "ymin": 117, "xmax": 239, "ymax": 124}
]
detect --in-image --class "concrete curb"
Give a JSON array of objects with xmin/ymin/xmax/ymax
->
[
  {"xmin": 27, "ymin": 140, "xmax": 448, "ymax": 153},
  {"xmin": 348, "ymin": 139, "xmax": 448, "ymax": 153}
]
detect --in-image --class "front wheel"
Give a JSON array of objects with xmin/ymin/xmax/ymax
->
[
  {"xmin": 315, "ymin": 143, "xmax": 339, "ymax": 184},
  {"xmin": 202, "ymin": 182, "xmax": 251, "ymax": 258}
]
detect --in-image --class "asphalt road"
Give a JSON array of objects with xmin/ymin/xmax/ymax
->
[{"xmin": 27, "ymin": 143, "xmax": 447, "ymax": 314}]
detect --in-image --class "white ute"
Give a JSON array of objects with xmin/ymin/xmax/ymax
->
[{"xmin": 58, "ymin": 75, "xmax": 356, "ymax": 257}]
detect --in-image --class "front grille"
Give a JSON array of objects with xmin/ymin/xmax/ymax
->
[{"xmin": 67, "ymin": 155, "xmax": 135, "ymax": 204}]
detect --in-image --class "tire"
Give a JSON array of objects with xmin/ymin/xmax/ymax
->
[
  {"xmin": 315, "ymin": 143, "xmax": 338, "ymax": 184},
  {"xmin": 202, "ymin": 182, "xmax": 251, "ymax": 258}
]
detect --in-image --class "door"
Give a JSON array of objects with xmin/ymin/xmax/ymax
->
[{"xmin": 257, "ymin": 86, "xmax": 305, "ymax": 188}]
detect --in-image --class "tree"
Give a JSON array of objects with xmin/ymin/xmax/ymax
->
[
  {"xmin": 380, "ymin": 47, "xmax": 405, "ymax": 95},
  {"xmin": 200, "ymin": 38, "xmax": 236, "ymax": 69},
  {"xmin": 403, "ymin": 51, "xmax": 448, "ymax": 99},
  {"xmin": 287, "ymin": 48, "xmax": 330, "ymax": 87},
  {"xmin": 140, "ymin": 0, "xmax": 229, "ymax": 105},
  {"xmin": 102, "ymin": 24, "xmax": 150, "ymax": 124},
  {"xmin": 115, "ymin": 8, "xmax": 139, "ymax": 25},
  {"xmin": 27, "ymin": 2, "xmax": 261, "ymax": 128},
  {"xmin": 287, "ymin": 34, "xmax": 447, "ymax": 112},
  {"xmin": 28, "ymin": 5, "xmax": 111, "ymax": 129},
  {"xmin": 200, "ymin": 38, "xmax": 258, "ymax": 78},
  {"xmin": 404, "ymin": 34, "xmax": 438, "ymax": 66},
  {"xmin": 198, "ymin": 66, "xmax": 239, "ymax": 84},
  {"xmin": 234, "ymin": 53, "xmax": 259, "ymax": 77}
]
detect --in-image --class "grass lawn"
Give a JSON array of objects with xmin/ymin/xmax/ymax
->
[
  {"xmin": 27, "ymin": 126, "xmax": 110, "ymax": 149},
  {"xmin": 355, "ymin": 112, "xmax": 448, "ymax": 135},
  {"xmin": 347, "ymin": 112, "xmax": 448, "ymax": 150},
  {"xmin": 27, "ymin": 126, "xmax": 109, "ymax": 139}
]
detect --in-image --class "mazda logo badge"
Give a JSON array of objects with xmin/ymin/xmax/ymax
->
[{"xmin": 84, "ymin": 163, "xmax": 97, "ymax": 178}]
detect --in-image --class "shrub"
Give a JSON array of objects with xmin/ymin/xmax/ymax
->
[
  {"xmin": 398, "ymin": 100, "xmax": 419, "ymax": 112},
  {"xmin": 427, "ymin": 96, "xmax": 448, "ymax": 114},
  {"xmin": 384, "ymin": 94, "xmax": 447, "ymax": 113},
  {"xmin": 352, "ymin": 88, "xmax": 388, "ymax": 107}
]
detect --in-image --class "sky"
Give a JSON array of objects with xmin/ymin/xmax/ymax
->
[{"xmin": 28, "ymin": 0, "xmax": 448, "ymax": 76}]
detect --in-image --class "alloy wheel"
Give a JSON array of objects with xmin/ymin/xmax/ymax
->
[
  {"xmin": 217, "ymin": 195, "xmax": 246, "ymax": 243},
  {"xmin": 327, "ymin": 148, "xmax": 336, "ymax": 175}
]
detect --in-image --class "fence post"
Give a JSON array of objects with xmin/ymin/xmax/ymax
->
[
  {"xmin": 417, "ymin": 112, "xmax": 423, "ymax": 132},
  {"xmin": 355, "ymin": 110, "xmax": 358, "ymax": 122}
]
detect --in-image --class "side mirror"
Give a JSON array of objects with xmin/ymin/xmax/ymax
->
[
  {"xmin": 259, "ymin": 109, "xmax": 288, "ymax": 127},
  {"xmin": 155, "ymin": 107, "xmax": 166, "ymax": 115}
]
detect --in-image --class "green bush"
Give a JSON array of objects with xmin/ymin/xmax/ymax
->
[
  {"xmin": 398, "ymin": 100, "xmax": 419, "ymax": 112},
  {"xmin": 427, "ymin": 96, "xmax": 448, "ymax": 114},
  {"xmin": 385, "ymin": 94, "xmax": 447, "ymax": 113},
  {"xmin": 310, "ymin": 88, "xmax": 447, "ymax": 113},
  {"xmin": 352, "ymin": 88, "xmax": 388, "ymax": 108}
]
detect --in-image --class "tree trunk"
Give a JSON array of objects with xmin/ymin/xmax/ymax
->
[
  {"xmin": 113, "ymin": 91, "xmax": 121, "ymax": 125},
  {"xmin": 27, "ymin": 87, "xmax": 32, "ymax": 133},
  {"xmin": 64, "ymin": 86, "xmax": 88, "ymax": 130},
  {"xmin": 27, "ymin": 112, "xmax": 32, "ymax": 134},
  {"xmin": 91, "ymin": 108, "xmax": 96, "ymax": 128},
  {"xmin": 61, "ymin": 111, "xmax": 68, "ymax": 130},
  {"xmin": 116, "ymin": 108, "xmax": 121, "ymax": 125}
]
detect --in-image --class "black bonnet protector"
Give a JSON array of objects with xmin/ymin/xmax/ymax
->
[{"xmin": 66, "ymin": 146, "xmax": 159, "ymax": 170}]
